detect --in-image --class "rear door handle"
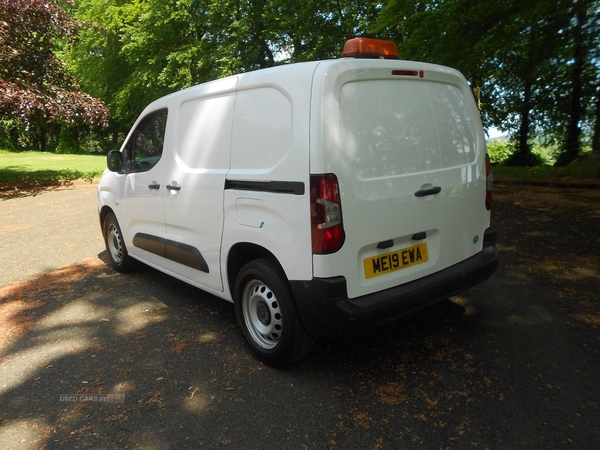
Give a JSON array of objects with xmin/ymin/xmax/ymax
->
[
  {"xmin": 414, "ymin": 186, "xmax": 441, "ymax": 197},
  {"xmin": 166, "ymin": 183, "xmax": 181, "ymax": 191},
  {"xmin": 148, "ymin": 182, "xmax": 160, "ymax": 190}
]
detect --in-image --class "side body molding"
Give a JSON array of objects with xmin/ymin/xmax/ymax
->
[{"xmin": 133, "ymin": 233, "xmax": 209, "ymax": 273}]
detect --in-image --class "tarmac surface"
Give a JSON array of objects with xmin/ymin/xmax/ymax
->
[{"xmin": 0, "ymin": 181, "xmax": 599, "ymax": 449}]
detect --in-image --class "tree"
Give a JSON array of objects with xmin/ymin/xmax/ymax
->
[
  {"xmin": 555, "ymin": 0, "xmax": 600, "ymax": 165},
  {"xmin": 66, "ymin": 0, "xmax": 599, "ymax": 167},
  {"xmin": 373, "ymin": 0, "xmax": 515, "ymax": 128},
  {"xmin": 0, "ymin": 0, "xmax": 108, "ymax": 150},
  {"xmin": 488, "ymin": 0, "xmax": 568, "ymax": 165},
  {"xmin": 593, "ymin": 86, "xmax": 600, "ymax": 153},
  {"xmin": 65, "ymin": 0, "xmax": 136, "ymax": 145},
  {"xmin": 374, "ymin": 0, "xmax": 600, "ymax": 167},
  {"xmin": 272, "ymin": 0, "xmax": 380, "ymax": 63},
  {"xmin": 591, "ymin": 7, "xmax": 600, "ymax": 154},
  {"xmin": 68, "ymin": 0, "xmax": 381, "ymax": 139}
]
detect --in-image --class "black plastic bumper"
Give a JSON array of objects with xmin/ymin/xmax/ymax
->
[{"xmin": 290, "ymin": 227, "xmax": 499, "ymax": 337}]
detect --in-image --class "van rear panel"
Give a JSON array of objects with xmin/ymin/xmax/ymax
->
[{"xmin": 310, "ymin": 60, "xmax": 490, "ymax": 299}]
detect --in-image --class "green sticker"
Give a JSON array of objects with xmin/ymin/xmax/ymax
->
[{"xmin": 473, "ymin": 235, "xmax": 479, "ymax": 244}]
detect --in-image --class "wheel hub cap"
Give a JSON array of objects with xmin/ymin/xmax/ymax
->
[
  {"xmin": 242, "ymin": 280, "xmax": 283, "ymax": 350},
  {"xmin": 256, "ymin": 302, "xmax": 271, "ymax": 326}
]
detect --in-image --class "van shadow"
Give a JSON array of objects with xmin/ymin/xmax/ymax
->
[{"xmin": 308, "ymin": 298, "xmax": 468, "ymax": 367}]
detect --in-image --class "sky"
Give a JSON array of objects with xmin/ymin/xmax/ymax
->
[{"xmin": 486, "ymin": 127, "xmax": 505, "ymax": 139}]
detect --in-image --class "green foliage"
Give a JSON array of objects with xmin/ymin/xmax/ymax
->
[
  {"xmin": 66, "ymin": 0, "xmax": 382, "ymax": 135},
  {"xmin": 488, "ymin": 138, "xmax": 558, "ymax": 166},
  {"xmin": 78, "ymin": 132, "xmax": 115, "ymax": 154},
  {"xmin": 487, "ymin": 140, "xmax": 515, "ymax": 165},
  {"xmin": 505, "ymin": 148, "xmax": 547, "ymax": 167},
  {"xmin": 56, "ymin": 129, "xmax": 80, "ymax": 154},
  {"xmin": 0, "ymin": 0, "xmax": 109, "ymax": 135},
  {"xmin": 374, "ymin": 0, "xmax": 600, "ymax": 167},
  {"xmin": 3, "ymin": 0, "xmax": 600, "ymax": 171}
]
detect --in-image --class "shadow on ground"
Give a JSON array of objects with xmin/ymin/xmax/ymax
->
[
  {"xmin": 0, "ymin": 178, "xmax": 91, "ymax": 201},
  {"xmin": 1, "ymin": 250, "xmax": 508, "ymax": 449}
]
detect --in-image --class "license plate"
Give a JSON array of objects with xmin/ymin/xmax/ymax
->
[{"xmin": 363, "ymin": 243, "xmax": 429, "ymax": 279}]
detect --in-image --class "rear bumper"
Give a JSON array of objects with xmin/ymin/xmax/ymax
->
[{"xmin": 290, "ymin": 227, "xmax": 499, "ymax": 337}]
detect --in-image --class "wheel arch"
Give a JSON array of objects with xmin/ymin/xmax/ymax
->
[
  {"xmin": 98, "ymin": 185, "xmax": 119, "ymax": 229},
  {"xmin": 231, "ymin": 253, "xmax": 315, "ymax": 366},
  {"xmin": 99, "ymin": 205, "xmax": 114, "ymax": 226},
  {"xmin": 226, "ymin": 243, "xmax": 285, "ymax": 297}
]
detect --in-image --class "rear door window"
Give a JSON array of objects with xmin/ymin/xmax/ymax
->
[
  {"xmin": 427, "ymin": 83, "xmax": 477, "ymax": 168},
  {"xmin": 340, "ymin": 80, "xmax": 476, "ymax": 180}
]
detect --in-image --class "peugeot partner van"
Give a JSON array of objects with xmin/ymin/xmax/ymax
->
[{"xmin": 98, "ymin": 38, "xmax": 499, "ymax": 366}]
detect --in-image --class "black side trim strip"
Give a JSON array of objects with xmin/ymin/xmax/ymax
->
[
  {"xmin": 165, "ymin": 239, "xmax": 209, "ymax": 273},
  {"xmin": 132, "ymin": 233, "xmax": 209, "ymax": 273},
  {"xmin": 225, "ymin": 179, "xmax": 305, "ymax": 195},
  {"xmin": 133, "ymin": 233, "xmax": 166, "ymax": 258}
]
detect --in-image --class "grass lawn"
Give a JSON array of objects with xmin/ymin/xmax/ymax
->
[
  {"xmin": 0, "ymin": 150, "xmax": 107, "ymax": 183},
  {"xmin": 493, "ymin": 165, "xmax": 600, "ymax": 187},
  {"xmin": 492, "ymin": 165, "xmax": 563, "ymax": 182}
]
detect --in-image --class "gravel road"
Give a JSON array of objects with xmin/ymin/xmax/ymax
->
[{"xmin": 0, "ymin": 182, "xmax": 103, "ymax": 285}]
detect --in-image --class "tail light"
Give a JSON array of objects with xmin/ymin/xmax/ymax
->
[
  {"xmin": 310, "ymin": 174, "xmax": 345, "ymax": 254},
  {"xmin": 485, "ymin": 153, "xmax": 492, "ymax": 210}
]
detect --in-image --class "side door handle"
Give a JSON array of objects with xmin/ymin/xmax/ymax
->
[
  {"xmin": 166, "ymin": 183, "xmax": 181, "ymax": 191},
  {"xmin": 148, "ymin": 182, "xmax": 160, "ymax": 190},
  {"xmin": 414, "ymin": 186, "xmax": 441, "ymax": 197}
]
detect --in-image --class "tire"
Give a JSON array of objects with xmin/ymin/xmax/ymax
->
[
  {"xmin": 234, "ymin": 258, "xmax": 315, "ymax": 367},
  {"xmin": 102, "ymin": 212, "xmax": 135, "ymax": 272}
]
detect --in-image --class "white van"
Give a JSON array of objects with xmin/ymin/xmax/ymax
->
[{"xmin": 98, "ymin": 38, "xmax": 499, "ymax": 366}]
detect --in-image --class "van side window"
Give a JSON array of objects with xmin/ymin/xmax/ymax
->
[{"xmin": 124, "ymin": 109, "xmax": 168, "ymax": 172}]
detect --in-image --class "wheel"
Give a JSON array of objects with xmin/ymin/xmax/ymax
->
[
  {"xmin": 102, "ymin": 212, "xmax": 135, "ymax": 272},
  {"xmin": 234, "ymin": 258, "xmax": 315, "ymax": 366}
]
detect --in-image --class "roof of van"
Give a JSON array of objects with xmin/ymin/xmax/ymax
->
[{"xmin": 140, "ymin": 57, "xmax": 466, "ymax": 117}]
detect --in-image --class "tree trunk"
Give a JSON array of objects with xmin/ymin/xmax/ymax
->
[
  {"xmin": 562, "ymin": 41, "xmax": 584, "ymax": 163},
  {"xmin": 472, "ymin": 79, "xmax": 482, "ymax": 110},
  {"xmin": 40, "ymin": 127, "xmax": 47, "ymax": 152},
  {"xmin": 9, "ymin": 127, "xmax": 19, "ymax": 149},
  {"xmin": 509, "ymin": 78, "xmax": 535, "ymax": 166},
  {"xmin": 593, "ymin": 85, "xmax": 600, "ymax": 154},
  {"xmin": 558, "ymin": 8, "xmax": 587, "ymax": 166},
  {"xmin": 519, "ymin": 79, "xmax": 531, "ymax": 157}
]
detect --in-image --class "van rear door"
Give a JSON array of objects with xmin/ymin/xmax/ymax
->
[{"xmin": 311, "ymin": 61, "xmax": 489, "ymax": 299}]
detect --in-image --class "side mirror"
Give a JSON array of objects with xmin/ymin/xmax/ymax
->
[{"xmin": 107, "ymin": 150, "xmax": 124, "ymax": 172}]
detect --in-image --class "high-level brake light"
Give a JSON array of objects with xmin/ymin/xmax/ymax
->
[
  {"xmin": 392, "ymin": 69, "xmax": 424, "ymax": 78},
  {"xmin": 342, "ymin": 38, "xmax": 399, "ymax": 60}
]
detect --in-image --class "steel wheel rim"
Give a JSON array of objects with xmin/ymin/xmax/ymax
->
[
  {"xmin": 106, "ymin": 222, "xmax": 123, "ymax": 264},
  {"xmin": 242, "ymin": 279, "xmax": 282, "ymax": 350}
]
